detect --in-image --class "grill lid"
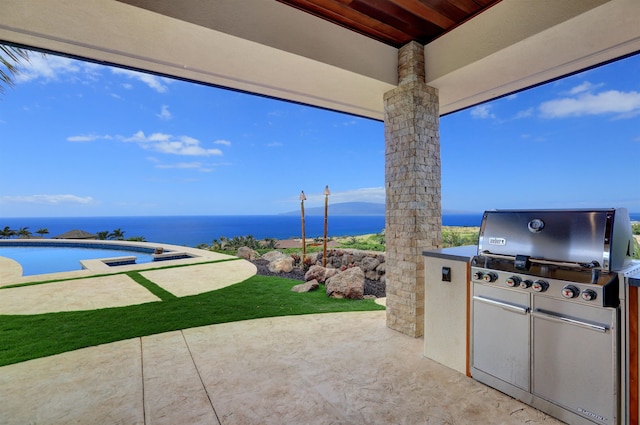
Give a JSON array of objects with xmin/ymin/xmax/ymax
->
[{"xmin": 477, "ymin": 208, "xmax": 634, "ymax": 272}]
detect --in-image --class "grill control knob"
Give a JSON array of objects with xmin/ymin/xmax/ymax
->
[
  {"xmin": 472, "ymin": 271, "xmax": 484, "ymax": 281},
  {"xmin": 581, "ymin": 289, "xmax": 597, "ymax": 301},
  {"xmin": 519, "ymin": 279, "xmax": 533, "ymax": 289},
  {"xmin": 562, "ymin": 285, "xmax": 579, "ymax": 299},
  {"xmin": 532, "ymin": 280, "xmax": 549, "ymax": 292},
  {"xmin": 506, "ymin": 276, "xmax": 521, "ymax": 287},
  {"xmin": 482, "ymin": 272, "xmax": 498, "ymax": 283}
]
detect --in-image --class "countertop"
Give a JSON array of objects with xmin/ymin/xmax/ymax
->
[{"xmin": 422, "ymin": 245, "xmax": 477, "ymax": 261}]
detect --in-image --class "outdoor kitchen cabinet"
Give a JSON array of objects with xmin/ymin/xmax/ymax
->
[
  {"xmin": 422, "ymin": 246, "xmax": 475, "ymax": 376},
  {"xmin": 626, "ymin": 272, "xmax": 640, "ymax": 425}
]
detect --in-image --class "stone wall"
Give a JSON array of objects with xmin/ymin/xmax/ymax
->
[
  {"xmin": 312, "ymin": 249, "xmax": 386, "ymax": 282},
  {"xmin": 383, "ymin": 41, "xmax": 442, "ymax": 338}
]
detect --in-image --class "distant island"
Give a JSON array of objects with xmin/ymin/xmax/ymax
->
[
  {"xmin": 281, "ymin": 202, "xmax": 385, "ymax": 216},
  {"xmin": 281, "ymin": 202, "xmax": 479, "ymax": 217}
]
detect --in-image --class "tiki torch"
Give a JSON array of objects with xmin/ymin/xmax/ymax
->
[
  {"xmin": 323, "ymin": 185, "xmax": 330, "ymax": 267},
  {"xmin": 299, "ymin": 190, "xmax": 306, "ymax": 259}
]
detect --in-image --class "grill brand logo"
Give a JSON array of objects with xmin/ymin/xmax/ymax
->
[
  {"xmin": 488, "ymin": 237, "xmax": 506, "ymax": 246},
  {"xmin": 577, "ymin": 407, "xmax": 606, "ymax": 422}
]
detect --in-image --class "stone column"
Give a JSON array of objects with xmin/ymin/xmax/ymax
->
[{"xmin": 384, "ymin": 41, "xmax": 442, "ymax": 337}]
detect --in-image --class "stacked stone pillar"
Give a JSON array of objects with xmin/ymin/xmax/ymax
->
[{"xmin": 384, "ymin": 41, "xmax": 442, "ymax": 337}]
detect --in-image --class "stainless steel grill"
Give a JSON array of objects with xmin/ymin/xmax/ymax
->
[{"xmin": 470, "ymin": 208, "xmax": 637, "ymax": 425}]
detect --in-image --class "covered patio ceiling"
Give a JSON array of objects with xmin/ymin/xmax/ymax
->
[
  {"xmin": 1, "ymin": 0, "xmax": 639, "ymax": 119},
  {"xmin": 276, "ymin": 0, "xmax": 502, "ymax": 48}
]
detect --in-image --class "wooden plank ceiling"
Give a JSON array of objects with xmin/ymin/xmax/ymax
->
[{"xmin": 277, "ymin": 0, "xmax": 502, "ymax": 47}]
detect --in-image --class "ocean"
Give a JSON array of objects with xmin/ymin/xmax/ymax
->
[
  {"xmin": 2, "ymin": 213, "xmax": 636, "ymax": 247},
  {"xmin": 0, "ymin": 214, "xmax": 482, "ymax": 247}
]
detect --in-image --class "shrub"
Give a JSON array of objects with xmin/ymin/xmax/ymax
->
[{"xmin": 441, "ymin": 227, "xmax": 479, "ymax": 248}]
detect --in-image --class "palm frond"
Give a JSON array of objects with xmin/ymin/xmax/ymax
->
[{"xmin": 0, "ymin": 44, "xmax": 31, "ymax": 93}]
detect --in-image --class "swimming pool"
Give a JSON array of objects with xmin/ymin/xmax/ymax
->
[{"xmin": 0, "ymin": 242, "xmax": 157, "ymax": 276}]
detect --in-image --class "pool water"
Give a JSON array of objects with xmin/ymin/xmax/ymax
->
[{"xmin": 0, "ymin": 246, "xmax": 155, "ymax": 276}]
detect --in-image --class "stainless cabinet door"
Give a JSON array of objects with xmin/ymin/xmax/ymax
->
[
  {"xmin": 472, "ymin": 284, "xmax": 531, "ymax": 391},
  {"xmin": 532, "ymin": 296, "xmax": 618, "ymax": 425}
]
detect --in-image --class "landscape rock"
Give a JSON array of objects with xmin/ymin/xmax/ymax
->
[
  {"xmin": 268, "ymin": 257, "xmax": 294, "ymax": 273},
  {"xmin": 325, "ymin": 268, "xmax": 339, "ymax": 280},
  {"xmin": 305, "ymin": 265, "xmax": 327, "ymax": 283},
  {"xmin": 262, "ymin": 250, "xmax": 287, "ymax": 262},
  {"xmin": 251, "ymin": 259, "xmax": 385, "ymax": 298},
  {"xmin": 237, "ymin": 246, "xmax": 259, "ymax": 261},
  {"xmin": 365, "ymin": 270, "xmax": 379, "ymax": 281},
  {"xmin": 291, "ymin": 279, "xmax": 319, "ymax": 293},
  {"xmin": 360, "ymin": 256, "xmax": 380, "ymax": 271},
  {"xmin": 326, "ymin": 267, "xmax": 365, "ymax": 300}
]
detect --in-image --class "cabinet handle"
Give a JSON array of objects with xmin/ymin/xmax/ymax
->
[
  {"xmin": 532, "ymin": 309, "xmax": 608, "ymax": 333},
  {"xmin": 473, "ymin": 296, "xmax": 529, "ymax": 315}
]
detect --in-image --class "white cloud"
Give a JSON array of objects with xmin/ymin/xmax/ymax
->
[
  {"xmin": 567, "ymin": 81, "xmax": 603, "ymax": 95},
  {"xmin": 513, "ymin": 108, "xmax": 533, "ymax": 119},
  {"xmin": 151, "ymin": 159, "xmax": 230, "ymax": 173},
  {"xmin": 122, "ymin": 131, "xmax": 223, "ymax": 156},
  {"xmin": 0, "ymin": 194, "xmax": 94, "ymax": 205},
  {"xmin": 15, "ymin": 55, "xmax": 81, "ymax": 83},
  {"xmin": 66, "ymin": 131, "xmax": 227, "ymax": 157},
  {"xmin": 339, "ymin": 119, "xmax": 358, "ymax": 126},
  {"xmin": 67, "ymin": 134, "xmax": 111, "ymax": 142},
  {"xmin": 470, "ymin": 104, "xmax": 496, "ymax": 119},
  {"xmin": 540, "ymin": 82, "xmax": 640, "ymax": 118},
  {"xmin": 157, "ymin": 105, "xmax": 172, "ymax": 120},
  {"xmin": 155, "ymin": 162, "xmax": 204, "ymax": 170},
  {"xmin": 111, "ymin": 68, "xmax": 171, "ymax": 93},
  {"xmin": 303, "ymin": 187, "xmax": 385, "ymax": 205},
  {"xmin": 267, "ymin": 142, "xmax": 283, "ymax": 147}
]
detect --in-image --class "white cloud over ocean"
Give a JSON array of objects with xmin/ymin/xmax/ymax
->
[
  {"xmin": 123, "ymin": 131, "xmax": 223, "ymax": 156},
  {"xmin": 301, "ymin": 187, "xmax": 385, "ymax": 205},
  {"xmin": 540, "ymin": 82, "xmax": 640, "ymax": 118},
  {"xmin": 0, "ymin": 194, "xmax": 94, "ymax": 205},
  {"xmin": 67, "ymin": 134, "xmax": 112, "ymax": 142},
  {"xmin": 66, "ymin": 131, "xmax": 227, "ymax": 157}
]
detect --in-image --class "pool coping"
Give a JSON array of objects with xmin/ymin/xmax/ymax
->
[{"xmin": 0, "ymin": 239, "xmax": 228, "ymax": 286}]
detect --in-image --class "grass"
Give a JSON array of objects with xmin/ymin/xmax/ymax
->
[
  {"xmin": 336, "ymin": 233, "xmax": 386, "ymax": 251},
  {"xmin": 0, "ymin": 273, "xmax": 384, "ymax": 367},
  {"xmin": 126, "ymin": 271, "xmax": 178, "ymax": 301}
]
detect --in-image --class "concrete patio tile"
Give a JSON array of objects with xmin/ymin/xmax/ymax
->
[
  {"xmin": 0, "ymin": 274, "xmax": 161, "ymax": 315},
  {"xmin": 141, "ymin": 331, "xmax": 219, "ymax": 425},
  {"xmin": 0, "ymin": 338, "xmax": 144, "ymax": 425},
  {"xmin": 183, "ymin": 311, "xmax": 562, "ymax": 425},
  {"xmin": 141, "ymin": 260, "xmax": 257, "ymax": 297}
]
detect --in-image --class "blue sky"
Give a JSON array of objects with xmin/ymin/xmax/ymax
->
[{"xmin": 0, "ymin": 48, "xmax": 639, "ymax": 217}]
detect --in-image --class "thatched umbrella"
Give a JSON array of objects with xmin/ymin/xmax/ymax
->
[{"xmin": 52, "ymin": 229, "xmax": 97, "ymax": 239}]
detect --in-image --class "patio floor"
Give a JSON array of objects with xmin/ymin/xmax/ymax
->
[{"xmin": 0, "ymin": 310, "xmax": 563, "ymax": 424}]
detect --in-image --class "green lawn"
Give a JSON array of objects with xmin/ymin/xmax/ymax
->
[{"xmin": 0, "ymin": 271, "xmax": 384, "ymax": 367}]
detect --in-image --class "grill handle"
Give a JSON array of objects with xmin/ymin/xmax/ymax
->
[
  {"xmin": 532, "ymin": 309, "xmax": 609, "ymax": 333},
  {"xmin": 473, "ymin": 296, "xmax": 529, "ymax": 315},
  {"xmin": 479, "ymin": 252, "xmax": 599, "ymax": 270}
]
